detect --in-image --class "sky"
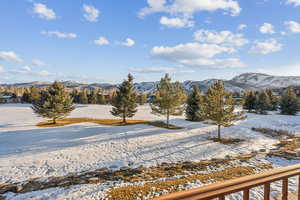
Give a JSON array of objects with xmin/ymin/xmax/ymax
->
[{"xmin": 0, "ymin": 0, "xmax": 300, "ymax": 84}]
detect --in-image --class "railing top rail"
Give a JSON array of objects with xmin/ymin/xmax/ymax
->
[{"xmin": 151, "ymin": 163, "xmax": 300, "ymax": 200}]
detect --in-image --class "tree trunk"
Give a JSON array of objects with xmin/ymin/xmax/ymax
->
[
  {"xmin": 123, "ymin": 113, "xmax": 126, "ymax": 124},
  {"xmin": 167, "ymin": 110, "xmax": 170, "ymax": 128},
  {"xmin": 217, "ymin": 125, "xmax": 221, "ymax": 140},
  {"xmin": 53, "ymin": 118, "xmax": 56, "ymax": 124}
]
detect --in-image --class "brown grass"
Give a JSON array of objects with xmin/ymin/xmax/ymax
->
[
  {"xmin": 207, "ymin": 137, "xmax": 245, "ymax": 145},
  {"xmin": 36, "ymin": 118, "xmax": 182, "ymax": 129},
  {"xmin": 106, "ymin": 164, "xmax": 272, "ymax": 200},
  {"xmin": 147, "ymin": 121, "xmax": 183, "ymax": 130},
  {"xmin": 252, "ymin": 128, "xmax": 295, "ymax": 138},
  {"xmin": 37, "ymin": 118, "xmax": 148, "ymax": 127}
]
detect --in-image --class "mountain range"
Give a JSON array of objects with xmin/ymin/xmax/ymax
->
[{"xmin": 1, "ymin": 73, "xmax": 300, "ymax": 93}]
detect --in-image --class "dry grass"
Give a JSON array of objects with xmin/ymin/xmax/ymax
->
[
  {"xmin": 106, "ymin": 164, "xmax": 272, "ymax": 200},
  {"xmin": 276, "ymin": 137, "xmax": 300, "ymax": 151},
  {"xmin": 37, "ymin": 118, "xmax": 182, "ymax": 130},
  {"xmin": 147, "ymin": 121, "xmax": 183, "ymax": 130},
  {"xmin": 252, "ymin": 128, "xmax": 295, "ymax": 138},
  {"xmin": 37, "ymin": 118, "xmax": 148, "ymax": 127},
  {"xmin": 207, "ymin": 137, "xmax": 245, "ymax": 145}
]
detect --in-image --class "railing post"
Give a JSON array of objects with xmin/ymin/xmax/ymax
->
[
  {"xmin": 298, "ymin": 175, "xmax": 300, "ymax": 200},
  {"xmin": 264, "ymin": 183, "xmax": 270, "ymax": 200},
  {"xmin": 243, "ymin": 189, "xmax": 250, "ymax": 200},
  {"xmin": 282, "ymin": 178, "xmax": 288, "ymax": 200}
]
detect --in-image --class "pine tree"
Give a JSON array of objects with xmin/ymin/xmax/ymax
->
[
  {"xmin": 138, "ymin": 93, "xmax": 148, "ymax": 105},
  {"xmin": 29, "ymin": 86, "xmax": 40, "ymax": 104},
  {"xmin": 89, "ymin": 89, "xmax": 99, "ymax": 104},
  {"xmin": 32, "ymin": 81, "xmax": 75, "ymax": 124},
  {"xmin": 266, "ymin": 89, "xmax": 278, "ymax": 111},
  {"xmin": 71, "ymin": 89, "xmax": 80, "ymax": 103},
  {"xmin": 200, "ymin": 81, "xmax": 245, "ymax": 140},
  {"xmin": 110, "ymin": 74, "xmax": 138, "ymax": 123},
  {"xmin": 243, "ymin": 90, "xmax": 257, "ymax": 112},
  {"xmin": 255, "ymin": 91, "xmax": 271, "ymax": 114},
  {"xmin": 150, "ymin": 74, "xmax": 186, "ymax": 127},
  {"xmin": 21, "ymin": 89, "xmax": 31, "ymax": 103},
  {"xmin": 185, "ymin": 85, "xmax": 204, "ymax": 121},
  {"xmin": 97, "ymin": 93, "xmax": 106, "ymax": 104},
  {"xmin": 79, "ymin": 89, "xmax": 89, "ymax": 104},
  {"xmin": 279, "ymin": 89, "xmax": 300, "ymax": 115}
]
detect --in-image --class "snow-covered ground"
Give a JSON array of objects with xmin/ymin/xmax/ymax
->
[{"xmin": 1, "ymin": 104, "xmax": 300, "ymax": 199}]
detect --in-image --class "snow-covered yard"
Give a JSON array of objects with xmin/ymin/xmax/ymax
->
[{"xmin": 1, "ymin": 104, "xmax": 300, "ymax": 199}]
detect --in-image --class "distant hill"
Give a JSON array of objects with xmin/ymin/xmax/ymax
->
[{"xmin": 2, "ymin": 73, "xmax": 300, "ymax": 93}]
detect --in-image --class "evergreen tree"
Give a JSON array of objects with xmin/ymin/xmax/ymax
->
[
  {"xmin": 266, "ymin": 89, "xmax": 278, "ymax": 111},
  {"xmin": 29, "ymin": 86, "xmax": 41, "ymax": 104},
  {"xmin": 150, "ymin": 74, "xmax": 186, "ymax": 127},
  {"xmin": 185, "ymin": 85, "xmax": 204, "ymax": 121},
  {"xmin": 138, "ymin": 93, "xmax": 148, "ymax": 105},
  {"xmin": 71, "ymin": 89, "xmax": 80, "ymax": 103},
  {"xmin": 32, "ymin": 81, "xmax": 75, "ymax": 124},
  {"xmin": 79, "ymin": 89, "xmax": 89, "ymax": 104},
  {"xmin": 255, "ymin": 91, "xmax": 271, "ymax": 114},
  {"xmin": 200, "ymin": 81, "xmax": 245, "ymax": 140},
  {"xmin": 21, "ymin": 89, "xmax": 31, "ymax": 103},
  {"xmin": 243, "ymin": 90, "xmax": 257, "ymax": 112},
  {"xmin": 279, "ymin": 89, "xmax": 300, "ymax": 115},
  {"xmin": 110, "ymin": 74, "xmax": 138, "ymax": 123},
  {"xmin": 89, "ymin": 89, "xmax": 99, "ymax": 104},
  {"xmin": 97, "ymin": 93, "xmax": 106, "ymax": 104}
]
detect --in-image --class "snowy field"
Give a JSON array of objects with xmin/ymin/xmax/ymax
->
[{"xmin": 1, "ymin": 104, "xmax": 300, "ymax": 199}]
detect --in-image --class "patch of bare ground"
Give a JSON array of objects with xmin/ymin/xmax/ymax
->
[
  {"xmin": 207, "ymin": 137, "xmax": 245, "ymax": 145},
  {"xmin": 0, "ymin": 153, "xmax": 265, "ymax": 198},
  {"xmin": 251, "ymin": 128, "xmax": 300, "ymax": 160},
  {"xmin": 106, "ymin": 163, "xmax": 272, "ymax": 200},
  {"xmin": 252, "ymin": 128, "xmax": 295, "ymax": 138},
  {"xmin": 268, "ymin": 137, "xmax": 300, "ymax": 160},
  {"xmin": 36, "ymin": 118, "xmax": 182, "ymax": 129}
]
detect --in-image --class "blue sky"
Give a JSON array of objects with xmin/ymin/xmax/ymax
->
[{"xmin": 0, "ymin": 0, "xmax": 300, "ymax": 83}]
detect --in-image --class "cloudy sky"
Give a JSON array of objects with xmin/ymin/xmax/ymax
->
[{"xmin": 1, "ymin": 0, "xmax": 300, "ymax": 83}]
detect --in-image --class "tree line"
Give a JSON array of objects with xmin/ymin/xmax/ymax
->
[
  {"xmin": 243, "ymin": 89, "xmax": 300, "ymax": 115},
  {"xmin": 18, "ymin": 86, "xmax": 148, "ymax": 105},
  {"xmin": 32, "ymin": 74, "xmax": 246, "ymax": 140}
]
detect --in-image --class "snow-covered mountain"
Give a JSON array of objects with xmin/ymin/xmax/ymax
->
[
  {"xmin": 231, "ymin": 73, "xmax": 300, "ymax": 88},
  {"xmin": 2, "ymin": 73, "xmax": 300, "ymax": 93}
]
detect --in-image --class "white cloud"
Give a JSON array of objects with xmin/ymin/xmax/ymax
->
[
  {"xmin": 151, "ymin": 43, "xmax": 244, "ymax": 68},
  {"xmin": 139, "ymin": 0, "xmax": 241, "ymax": 17},
  {"xmin": 121, "ymin": 38, "xmax": 135, "ymax": 47},
  {"xmin": 9, "ymin": 66, "xmax": 51, "ymax": 77},
  {"xmin": 0, "ymin": 51, "xmax": 23, "ymax": 63},
  {"xmin": 193, "ymin": 29, "xmax": 248, "ymax": 47},
  {"xmin": 83, "ymin": 4, "xmax": 100, "ymax": 22},
  {"xmin": 23, "ymin": 66, "xmax": 32, "ymax": 72},
  {"xmin": 38, "ymin": 70, "xmax": 51, "ymax": 76},
  {"xmin": 249, "ymin": 39, "xmax": 282, "ymax": 54},
  {"xmin": 179, "ymin": 58, "xmax": 246, "ymax": 68},
  {"xmin": 260, "ymin": 23, "xmax": 275, "ymax": 34},
  {"xmin": 94, "ymin": 37, "xmax": 109, "ymax": 46},
  {"xmin": 287, "ymin": 0, "xmax": 300, "ymax": 6},
  {"xmin": 33, "ymin": 3, "xmax": 56, "ymax": 20},
  {"xmin": 0, "ymin": 66, "xmax": 5, "ymax": 73},
  {"xmin": 237, "ymin": 24, "xmax": 247, "ymax": 31},
  {"xmin": 41, "ymin": 31, "xmax": 77, "ymax": 39},
  {"xmin": 129, "ymin": 66, "xmax": 194, "ymax": 74},
  {"xmin": 152, "ymin": 43, "xmax": 235, "ymax": 60},
  {"xmin": 32, "ymin": 59, "xmax": 47, "ymax": 66},
  {"xmin": 160, "ymin": 16, "xmax": 194, "ymax": 28},
  {"xmin": 284, "ymin": 21, "xmax": 300, "ymax": 33}
]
